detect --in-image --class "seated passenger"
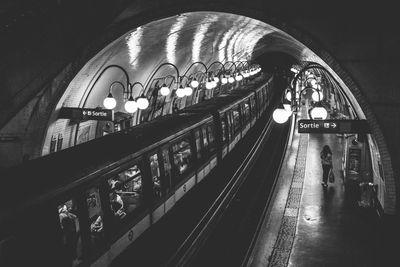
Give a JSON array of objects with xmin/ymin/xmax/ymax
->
[
  {"xmin": 90, "ymin": 215, "xmax": 103, "ymax": 234},
  {"xmin": 110, "ymin": 192, "xmax": 126, "ymax": 219}
]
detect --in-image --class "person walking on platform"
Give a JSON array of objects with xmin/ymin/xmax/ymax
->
[{"xmin": 320, "ymin": 145, "xmax": 333, "ymax": 187}]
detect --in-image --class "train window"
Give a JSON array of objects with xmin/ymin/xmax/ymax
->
[
  {"xmin": 86, "ymin": 187, "xmax": 106, "ymax": 254},
  {"xmin": 172, "ymin": 136, "xmax": 193, "ymax": 179},
  {"xmin": 194, "ymin": 129, "xmax": 203, "ymax": 160},
  {"xmin": 250, "ymin": 96, "xmax": 257, "ymax": 117},
  {"xmin": 162, "ymin": 148, "xmax": 173, "ymax": 194},
  {"xmin": 225, "ymin": 114, "xmax": 232, "ymax": 140},
  {"xmin": 243, "ymin": 101, "xmax": 250, "ymax": 123},
  {"xmin": 207, "ymin": 125, "xmax": 216, "ymax": 153},
  {"xmin": 232, "ymin": 106, "xmax": 241, "ymax": 134},
  {"xmin": 108, "ymin": 164, "xmax": 144, "ymax": 221},
  {"xmin": 57, "ymin": 199, "xmax": 82, "ymax": 266},
  {"xmin": 149, "ymin": 153, "xmax": 162, "ymax": 200},
  {"xmin": 221, "ymin": 119, "xmax": 227, "ymax": 142},
  {"xmin": 202, "ymin": 127, "xmax": 209, "ymax": 149},
  {"xmin": 257, "ymin": 92, "xmax": 262, "ymax": 110}
]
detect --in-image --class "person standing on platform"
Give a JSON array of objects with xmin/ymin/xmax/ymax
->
[{"xmin": 320, "ymin": 145, "xmax": 333, "ymax": 187}]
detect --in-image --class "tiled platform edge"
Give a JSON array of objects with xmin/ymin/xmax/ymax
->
[{"xmin": 267, "ymin": 133, "xmax": 308, "ymax": 267}]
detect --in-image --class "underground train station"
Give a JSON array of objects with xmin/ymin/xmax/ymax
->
[{"xmin": 0, "ymin": 1, "xmax": 399, "ymax": 266}]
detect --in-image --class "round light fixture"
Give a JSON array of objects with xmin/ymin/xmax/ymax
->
[
  {"xmin": 190, "ymin": 79, "xmax": 199, "ymax": 88},
  {"xmin": 228, "ymin": 76, "xmax": 235, "ymax": 84},
  {"xmin": 285, "ymin": 91, "xmax": 292, "ymax": 101},
  {"xmin": 160, "ymin": 85, "xmax": 170, "ymax": 96},
  {"xmin": 124, "ymin": 97, "xmax": 138, "ymax": 113},
  {"xmin": 221, "ymin": 76, "xmax": 228, "ymax": 84},
  {"xmin": 176, "ymin": 87, "xmax": 186, "ymax": 97},
  {"xmin": 310, "ymin": 106, "xmax": 328, "ymax": 120},
  {"xmin": 184, "ymin": 86, "xmax": 193, "ymax": 96},
  {"xmin": 136, "ymin": 97, "xmax": 149, "ymax": 110},
  {"xmin": 103, "ymin": 93, "xmax": 116, "ymax": 110},
  {"xmin": 312, "ymin": 90, "xmax": 324, "ymax": 102},
  {"xmin": 273, "ymin": 108, "xmax": 290, "ymax": 124},
  {"xmin": 205, "ymin": 80, "xmax": 213, "ymax": 90}
]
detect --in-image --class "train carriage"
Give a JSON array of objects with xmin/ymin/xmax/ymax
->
[{"xmin": 0, "ymin": 77, "xmax": 276, "ymax": 267}]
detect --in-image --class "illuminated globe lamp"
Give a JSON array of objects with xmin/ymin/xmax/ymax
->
[
  {"xmin": 273, "ymin": 106, "xmax": 290, "ymax": 124},
  {"xmin": 184, "ymin": 85, "xmax": 193, "ymax": 96},
  {"xmin": 312, "ymin": 90, "xmax": 324, "ymax": 102},
  {"xmin": 190, "ymin": 78, "xmax": 199, "ymax": 88},
  {"xmin": 213, "ymin": 76, "xmax": 220, "ymax": 83},
  {"xmin": 103, "ymin": 92, "xmax": 117, "ymax": 110},
  {"xmin": 136, "ymin": 95, "xmax": 149, "ymax": 110},
  {"xmin": 211, "ymin": 79, "xmax": 217, "ymax": 89},
  {"xmin": 176, "ymin": 85, "xmax": 186, "ymax": 97},
  {"xmin": 160, "ymin": 84, "xmax": 170, "ymax": 96},
  {"xmin": 228, "ymin": 75, "xmax": 235, "ymax": 84},
  {"xmin": 124, "ymin": 96, "xmax": 138, "ymax": 113},
  {"xmin": 285, "ymin": 91, "xmax": 292, "ymax": 101},
  {"xmin": 310, "ymin": 103, "xmax": 328, "ymax": 120},
  {"xmin": 205, "ymin": 78, "xmax": 213, "ymax": 90},
  {"xmin": 221, "ymin": 75, "xmax": 228, "ymax": 84},
  {"xmin": 235, "ymin": 73, "xmax": 243, "ymax": 81}
]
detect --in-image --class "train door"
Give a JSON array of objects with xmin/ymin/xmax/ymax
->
[
  {"xmin": 256, "ymin": 91, "xmax": 263, "ymax": 117},
  {"xmin": 250, "ymin": 95, "xmax": 257, "ymax": 126},
  {"xmin": 148, "ymin": 149, "xmax": 167, "ymax": 223},
  {"xmin": 55, "ymin": 197, "xmax": 85, "ymax": 267},
  {"xmin": 220, "ymin": 114, "xmax": 229, "ymax": 158},
  {"xmin": 241, "ymin": 99, "xmax": 251, "ymax": 135},
  {"xmin": 231, "ymin": 105, "xmax": 242, "ymax": 148},
  {"xmin": 161, "ymin": 145, "xmax": 175, "ymax": 212},
  {"xmin": 194, "ymin": 127, "xmax": 206, "ymax": 182}
]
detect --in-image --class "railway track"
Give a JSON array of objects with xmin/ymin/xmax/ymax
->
[{"xmin": 111, "ymin": 114, "xmax": 291, "ymax": 267}]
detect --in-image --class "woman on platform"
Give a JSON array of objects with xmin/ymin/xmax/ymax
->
[{"xmin": 320, "ymin": 145, "xmax": 333, "ymax": 187}]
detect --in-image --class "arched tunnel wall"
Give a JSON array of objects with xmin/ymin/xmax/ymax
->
[{"xmin": 0, "ymin": 0, "xmax": 398, "ymax": 214}]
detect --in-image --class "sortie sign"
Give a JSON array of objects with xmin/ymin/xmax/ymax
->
[
  {"xmin": 298, "ymin": 119, "xmax": 370, "ymax": 134},
  {"xmin": 59, "ymin": 107, "xmax": 114, "ymax": 121}
]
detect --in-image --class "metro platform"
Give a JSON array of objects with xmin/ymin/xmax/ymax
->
[{"xmin": 247, "ymin": 108, "xmax": 399, "ymax": 267}]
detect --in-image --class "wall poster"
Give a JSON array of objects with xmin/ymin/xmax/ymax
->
[
  {"xmin": 77, "ymin": 125, "xmax": 90, "ymax": 145},
  {"xmin": 347, "ymin": 147, "xmax": 361, "ymax": 181}
]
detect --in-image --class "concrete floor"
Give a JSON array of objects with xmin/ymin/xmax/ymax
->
[
  {"xmin": 288, "ymin": 133, "xmax": 380, "ymax": 267},
  {"xmin": 248, "ymin": 108, "xmax": 399, "ymax": 267}
]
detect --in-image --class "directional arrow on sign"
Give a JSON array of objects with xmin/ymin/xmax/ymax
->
[{"xmin": 331, "ymin": 123, "xmax": 337, "ymax": 128}]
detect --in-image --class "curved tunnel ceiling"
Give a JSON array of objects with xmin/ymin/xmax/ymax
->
[
  {"xmin": 60, "ymin": 11, "xmax": 330, "ymax": 111},
  {"xmin": 48, "ymin": 11, "xmax": 367, "ymax": 153}
]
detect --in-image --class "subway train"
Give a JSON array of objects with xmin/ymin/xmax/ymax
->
[{"xmin": 0, "ymin": 76, "xmax": 278, "ymax": 267}]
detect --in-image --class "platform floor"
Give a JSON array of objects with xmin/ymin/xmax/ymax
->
[{"xmin": 248, "ymin": 109, "xmax": 399, "ymax": 267}]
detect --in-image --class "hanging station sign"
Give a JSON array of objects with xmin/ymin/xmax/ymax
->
[
  {"xmin": 59, "ymin": 107, "xmax": 114, "ymax": 121},
  {"xmin": 297, "ymin": 119, "xmax": 370, "ymax": 134}
]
